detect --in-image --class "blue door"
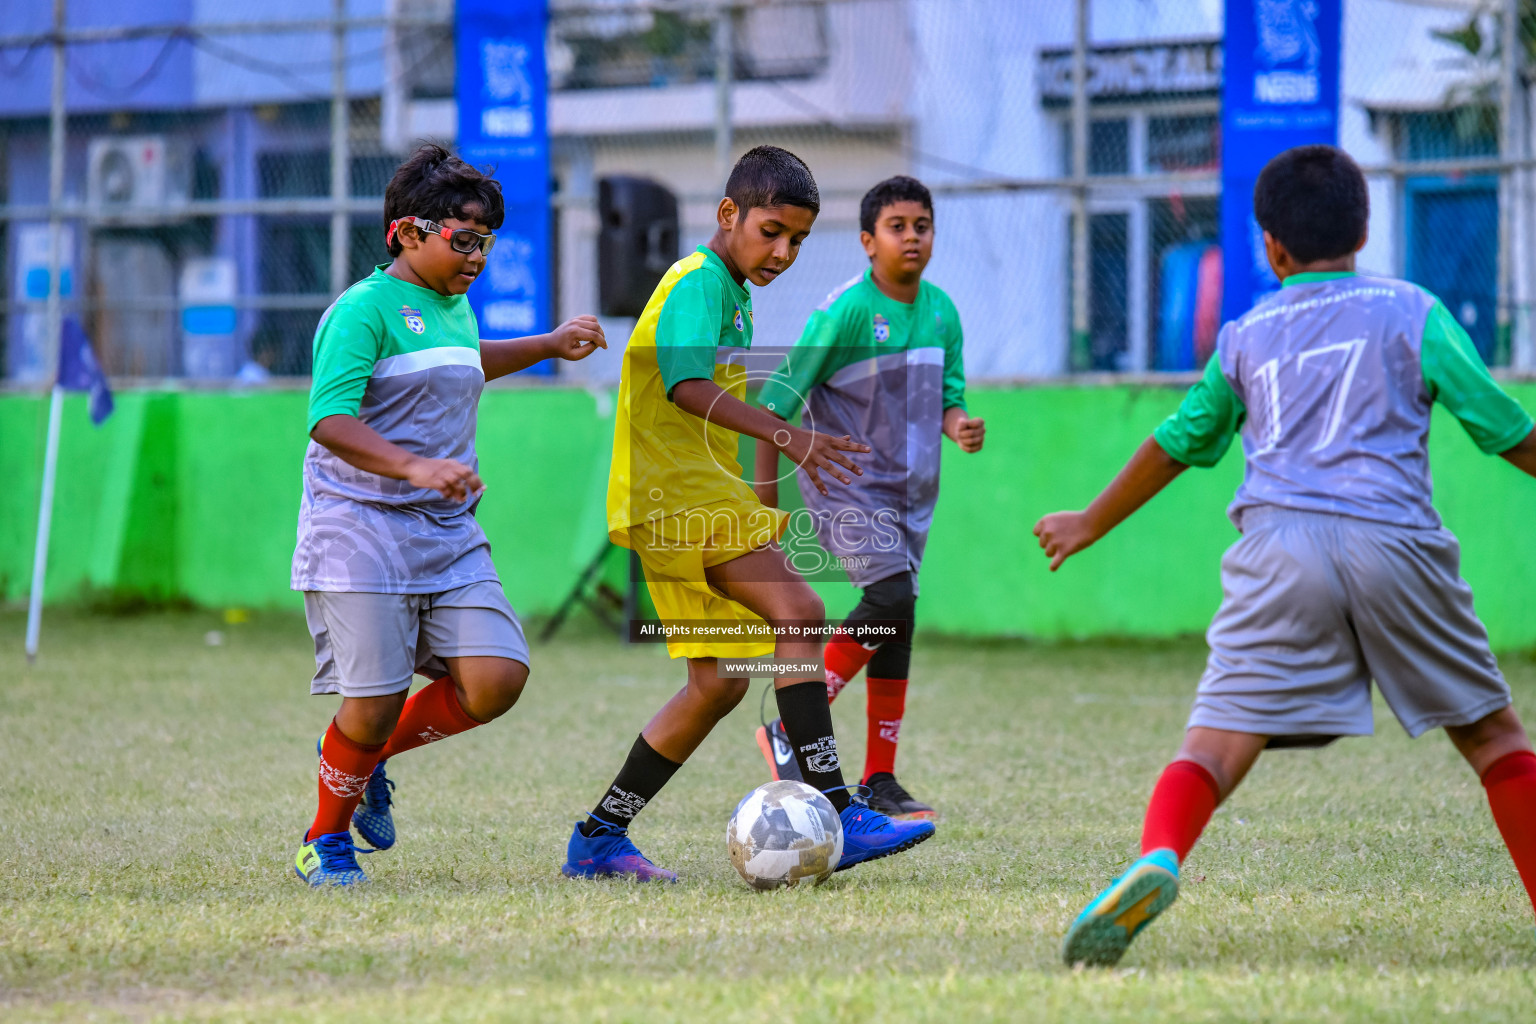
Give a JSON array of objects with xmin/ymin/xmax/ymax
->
[{"xmin": 1405, "ymin": 179, "xmax": 1499, "ymax": 362}]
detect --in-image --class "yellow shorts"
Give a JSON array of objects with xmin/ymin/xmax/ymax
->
[{"xmin": 621, "ymin": 499, "xmax": 788, "ymax": 659}]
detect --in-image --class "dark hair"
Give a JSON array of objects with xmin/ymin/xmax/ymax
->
[
  {"xmin": 383, "ymin": 143, "xmax": 505, "ymax": 255},
  {"xmin": 1253, "ymin": 145, "xmax": 1368, "ymax": 263},
  {"xmin": 725, "ymin": 145, "xmax": 820, "ymax": 216},
  {"xmin": 859, "ymin": 175, "xmax": 934, "ymax": 235}
]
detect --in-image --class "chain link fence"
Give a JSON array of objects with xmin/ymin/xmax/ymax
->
[{"xmin": 1, "ymin": 0, "xmax": 1533, "ymax": 388}]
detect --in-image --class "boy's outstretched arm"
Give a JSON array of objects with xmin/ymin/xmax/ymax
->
[
  {"xmin": 1033, "ymin": 437, "xmax": 1188, "ymax": 571},
  {"xmin": 670, "ymin": 378, "xmax": 870, "ymax": 496},
  {"xmin": 480, "ymin": 315, "xmax": 607, "ymax": 380},
  {"xmin": 1499, "ymin": 427, "xmax": 1536, "ymax": 477}
]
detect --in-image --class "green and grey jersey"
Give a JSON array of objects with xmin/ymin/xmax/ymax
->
[
  {"xmin": 756, "ymin": 269, "xmax": 966, "ymax": 586},
  {"xmin": 1156, "ymin": 271, "xmax": 1533, "ymax": 530},
  {"xmin": 291, "ymin": 266, "xmax": 498, "ymax": 594}
]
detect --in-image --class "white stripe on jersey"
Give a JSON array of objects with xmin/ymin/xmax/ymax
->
[
  {"xmin": 822, "ymin": 346, "xmax": 945, "ymax": 389},
  {"xmin": 373, "ymin": 346, "xmax": 483, "ymax": 379}
]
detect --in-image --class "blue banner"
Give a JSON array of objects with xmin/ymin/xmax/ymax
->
[
  {"xmin": 457, "ymin": 0, "xmax": 552, "ymax": 363},
  {"xmin": 58, "ymin": 317, "xmax": 114, "ymax": 425},
  {"xmin": 1221, "ymin": 0, "xmax": 1342, "ymax": 324}
]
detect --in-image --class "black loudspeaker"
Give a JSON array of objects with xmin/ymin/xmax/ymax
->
[{"xmin": 598, "ymin": 176, "xmax": 679, "ymax": 317}]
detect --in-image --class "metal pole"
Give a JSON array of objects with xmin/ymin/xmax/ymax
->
[
  {"xmin": 1498, "ymin": 0, "xmax": 1519, "ymax": 366},
  {"xmin": 329, "ymin": 0, "xmax": 351, "ymax": 298},
  {"xmin": 26, "ymin": 0, "xmax": 68, "ymax": 664},
  {"xmin": 714, "ymin": 1, "xmax": 733, "ymax": 190},
  {"xmin": 25, "ymin": 388, "xmax": 64, "ymax": 663},
  {"xmin": 1069, "ymin": 0, "xmax": 1090, "ymax": 371}
]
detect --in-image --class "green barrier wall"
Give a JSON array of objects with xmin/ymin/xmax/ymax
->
[{"xmin": 4, "ymin": 383, "xmax": 1534, "ymax": 647}]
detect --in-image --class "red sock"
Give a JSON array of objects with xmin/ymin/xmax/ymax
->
[
  {"xmin": 1140, "ymin": 760, "xmax": 1221, "ymax": 862},
  {"xmin": 863, "ymin": 677, "xmax": 907, "ymax": 779},
  {"xmin": 377, "ymin": 675, "xmax": 482, "ymax": 761},
  {"xmin": 1482, "ymin": 750, "xmax": 1536, "ymax": 916},
  {"xmin": 824, "ymin": 631, "xmax": 875, "ymax": 703},
  {"xmin": 309, "ymin": 720, "xmax": 385, "ymax": 841}
]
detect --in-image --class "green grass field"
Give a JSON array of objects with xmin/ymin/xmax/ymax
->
[{"xmin": 5, "ymin": 608, "xmax": 1536, "ymax": 1022}]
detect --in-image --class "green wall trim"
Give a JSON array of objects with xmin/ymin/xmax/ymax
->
[{"xmin": 3, "ymin": 383, "xmax": 1533, "ymax": 647}]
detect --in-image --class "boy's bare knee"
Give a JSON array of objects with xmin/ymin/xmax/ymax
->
[
  {"xmin": 692, "ymin": 676, "xmax": 749, "ymax": 716},
  {"xmin": 337, "ymin": 692, "xmax": 407, "ymax": 746},
  {"xmin": 457, "ymin": 661, "xmax": 528, "ymax": 723},
  {"xmin": 772, "ymin": 590, "xmax": 823, "ymax": 627}
]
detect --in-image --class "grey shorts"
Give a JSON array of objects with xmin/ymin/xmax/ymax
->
[
  {"xmin": 1191, "ymin": 507, "xmax": 1510, "ymax": 740},
  {"xmin": 304, "ymin": 580, "xmax": 530, "ymax": 698}
]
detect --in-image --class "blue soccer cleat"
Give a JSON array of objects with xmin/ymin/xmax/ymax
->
[
  {"xmin": 352, "ymin": 761, "xmax": 396, "ymax": 850},
  {"xmin": 294, "ymin": 831, "xmax": 369, "ymax": 887},
  {"xmin": 834, "ymin": 794, "xmax": 935, "ymax": 872},
  {"xmin": 1062, "ymin": 848, "xmax": 1180, "ymax": 967},
  {"xmin": 560, "ymin": 820, "xmax": 678, "ymax": 882},
  {"xmin": 317, "ymin": 735, "xmax": 395, "ymax": 851}
]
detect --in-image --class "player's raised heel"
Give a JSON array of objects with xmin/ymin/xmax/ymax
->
[
  {"xmin": 561, "ymin": 820, "xmax": 678, "ymax": 882},
  {"xmin": 864, "ymin": 772, "xmax": 935, "ymax": 820},
  {"xmin": 754, "ymin": 718, "xmax": 804, "ymax": 783},
  {"xmin": 294, "ymin": 831, "xmax": 369, "ymax": 887},
  {"xmin": 834, "ymin": 795, "xmax": 935, "ymax": 871},
  {"xmin": 1062, "ymin": 848, "xmax": 1179, "ymax": 967}
]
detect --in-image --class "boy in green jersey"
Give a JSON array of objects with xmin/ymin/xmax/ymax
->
[
  {"xmin": 751, "ymin": 176, "xmax": 986, "ymax": 818},
  {"xmin": 292, "ymin": 143, "xmax": 606, "ymax": 886}
]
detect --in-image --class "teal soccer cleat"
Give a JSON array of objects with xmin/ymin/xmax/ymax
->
[{"xmin": 1062, "ymin": 848, "xmax": 1179, "ymax": 967}]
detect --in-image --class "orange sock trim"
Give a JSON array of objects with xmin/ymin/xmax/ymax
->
[
  {"xmin": 863, "ymin": 677, "xmax": 907, "ymax": 779},
  {"xmin": 1139, "ymin": 760, "xmax": 1220, "ymax": 862},
  {"xmin": 824, "ymin": 631, "xmax": 875, "ymax": 703},
  {"xmin": 309, "ymin": 720, "xmax": 384, "ymax": 841},
  {"xmin": 377, "ymin": 675, "xmax": 480, "ymax": 761},
  {"xmin": 1482, "ymin": 749, "xmax": 1536, "ymax": 917}
]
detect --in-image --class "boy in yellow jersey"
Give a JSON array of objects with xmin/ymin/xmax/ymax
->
[{"xmin": 562, "ymin": 146, "xmax": 936, "ymax": 880}]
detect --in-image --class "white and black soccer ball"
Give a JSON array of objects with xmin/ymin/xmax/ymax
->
[{"xmin": 727, "ymin": 780, "xmax": 843, "ymax": 889}]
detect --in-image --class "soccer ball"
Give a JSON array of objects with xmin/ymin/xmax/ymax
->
[{"xmin": 726, "ymin": 780, "xmax": 843, "ymax": 889}]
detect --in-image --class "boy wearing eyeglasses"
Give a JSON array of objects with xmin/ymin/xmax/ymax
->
[{"xmin": 291, "ymin": 143, "xmax": 606, "ymax": 887}]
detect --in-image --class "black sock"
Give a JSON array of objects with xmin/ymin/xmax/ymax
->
[
  {"xmin": 579, "ymin": 734, "xmax": 682, "ymax": 836},
  {"xmin": 775, "ymin": 680, "xmax": 850, "ymax": 812}
]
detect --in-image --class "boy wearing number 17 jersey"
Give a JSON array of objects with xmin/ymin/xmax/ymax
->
[{"xmin": 1036, "ymin": 145, "xmax": 1536, "ymax": 966}]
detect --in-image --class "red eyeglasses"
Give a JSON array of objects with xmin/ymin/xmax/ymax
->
[{"xmin": 387, "ymin": 216, "xmax": 497, "ymax": 256}]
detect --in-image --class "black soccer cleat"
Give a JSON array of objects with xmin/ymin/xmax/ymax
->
[{"xmin": 863, "ymin": 772, "xmax": 935, "ymax": 820}]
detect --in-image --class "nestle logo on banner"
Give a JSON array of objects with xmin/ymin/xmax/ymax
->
[{"xmin": 1254, "ymin": 71, "xmax": 1318, "ymax": 105}]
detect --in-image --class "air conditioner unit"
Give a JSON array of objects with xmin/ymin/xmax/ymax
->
[{"xmin": 87, "ymin": 136, "xmax": 192, "ymax": 210}]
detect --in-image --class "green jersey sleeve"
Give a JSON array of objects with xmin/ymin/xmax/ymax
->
[
  {"xmin": 756, "ymin": 307, "xmax": 846, "ymax": 420},
  {"xmin": 307, "ymin": 300, "xmax": 382, "ymax": 432},
  {"xmin": 656, "ymin": 271, "xmax": 725, "ymax": 399},
  {"xmin": 940, "ymin": 295, "xmax": 966, "ymax": 411},
  {"xmin": 1152, "ymin": 353, "xmax": 1247, "ymax": 467},
  {"xmin": 1420, "ymin": 299, "xmax": 1533, "ymax": 454}
]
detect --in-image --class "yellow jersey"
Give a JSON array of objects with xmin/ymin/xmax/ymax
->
[{"xmin": 607, "ymin": 246, "xmax": 761, "ymax": 546}]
